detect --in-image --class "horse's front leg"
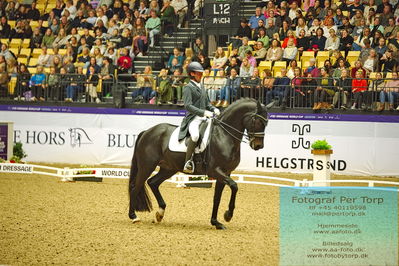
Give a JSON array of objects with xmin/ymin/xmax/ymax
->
[
  {"xmin": 210, "ymin": 179, "xmax": 226, "ymax": 230},
  {"xmin": 223, "ymin": 176, "xmax": 238, "ymax": 223}
]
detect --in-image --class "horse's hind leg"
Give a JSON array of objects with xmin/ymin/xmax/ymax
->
[{"xmin": 147, "ymin": 168, "xmax": 177, "ymax": 222}]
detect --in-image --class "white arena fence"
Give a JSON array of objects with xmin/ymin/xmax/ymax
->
[{"xmin": 1, "ymin": 163, "xmax": 399, "ymax": 190}]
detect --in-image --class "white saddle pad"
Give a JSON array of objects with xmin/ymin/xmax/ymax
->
[{"xmin": 168, "ymin": 120, "xmax": 212, "ymax": 153}]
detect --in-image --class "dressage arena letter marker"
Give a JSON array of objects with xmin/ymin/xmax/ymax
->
[{"xmin": 279, "ymin": 187, "xmax": 398, "ymax": 266}]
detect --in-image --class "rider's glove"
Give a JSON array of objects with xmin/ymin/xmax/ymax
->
[
  {"xmin": 204, "ymin": 110, "xmax": 213, "ymax": 118},
  {"xmin": 213, "ymin": 108, "xmax": 220, "ymax": 116}
]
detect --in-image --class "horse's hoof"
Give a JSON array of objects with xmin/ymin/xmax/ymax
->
[
  {"xmin": 155, "ymin": 211, "xmax": 164, "ymax": 222},
  {"xmin": 224, "ymin": 210, "xmax": 232, "ymax": 222},
  {"xmin": 216, "ymin": 223, "xmax": 227, "ymax": 230},
  {"xmin": 132, "ymin": 217, "xmax": 141, "ymax": 223}
]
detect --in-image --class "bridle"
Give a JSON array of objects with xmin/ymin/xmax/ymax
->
[{"xmin": 213, "ymin": 112, "xmax": 268, "ymax": 144}]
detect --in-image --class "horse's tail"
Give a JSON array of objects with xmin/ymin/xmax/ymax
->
[{"xmin": 129, "ymin": 131, "xmax": 152, "ymax": 212}]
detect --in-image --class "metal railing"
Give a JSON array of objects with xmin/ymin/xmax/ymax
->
[{"xmin": 3, "ymin": 74, "xmax": 399, "ymax": 111}]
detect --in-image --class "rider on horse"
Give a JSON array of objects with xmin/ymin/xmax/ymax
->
[{"xmin": 179, "ymin": 62, "xmax": 220, "ymax": 174}]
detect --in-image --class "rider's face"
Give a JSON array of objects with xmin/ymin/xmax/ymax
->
[{"xmin": 191, "ymin": 71, "xmax": 203, "ymax": 83}]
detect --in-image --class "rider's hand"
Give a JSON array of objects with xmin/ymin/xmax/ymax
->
[
  {"xmin": 204, "ymin": 110, "xmax": 213, "ymax": 118},
  {"xmin": 213, "ymin": 108, "xmax": 220, "ymax": 116}
]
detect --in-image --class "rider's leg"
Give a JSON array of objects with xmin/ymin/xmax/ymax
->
[{"xmin": 183, "ymin": 116, "xmax": 201, "ymax": 173}]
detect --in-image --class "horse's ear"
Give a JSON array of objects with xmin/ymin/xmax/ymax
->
[{"xmin": 256, "ymin": 100, "xmax": 263, "ymax": 113}]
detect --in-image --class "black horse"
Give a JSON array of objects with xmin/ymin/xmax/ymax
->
[{"xmin": 128, "ymin": 98, "xmax": 269, "ymax": 229}]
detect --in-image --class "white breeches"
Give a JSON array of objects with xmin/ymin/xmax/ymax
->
[{"xmin": 188, "ymin": 116, "xmax": 204, "ymax": 142}]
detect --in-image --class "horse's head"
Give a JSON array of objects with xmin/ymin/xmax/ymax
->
[{"xmin": 243, "ymin": 101, "xmax": 268, "ymax": 150}]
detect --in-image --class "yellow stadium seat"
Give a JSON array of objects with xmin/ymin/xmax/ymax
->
[
  {"xmin": 44, "ymin": 67, "xmax": 50, "ymax": 73},
  {"xmin": 47, "ymin": 49, "xmax": 54, "ymax": 55},
  {"xmin": 32, "ymin": 48, "xmax": 41, "ymax": 57},
  {"xmin": 19, "ymin": 48, "xmax": 31, "ymax": 57},
  {"xmin": 8, "ymin": 20, "xmax": 16, "ymax": 28},
  {"xmin": 386, "ymin": 73, "xmax": 393, "ymax": 79},
  {"xmin": 17, "ymin": 57, "xmax": 28, "ymax": 65},
  {"xmin": 28, "ymin": 57, "xmax": 38, "ymax": 66},
  {"xmin": 347, "ymin": 57, "xmax": 359, "ymax": 67},
  {"xmin": 274, "ymin": 71, "xmax": 282, "ymax": 77},
  {"xmin": 42, "ymin": 21, "xmax": 49, "ymax": 27},
  {"xmin": 21, "ymin": 39, "xmax": 30, "ymax": 48},
  {"xmin": 317, "ymin": 61, "xmax": 325, "ymax": 68},
  {"xmin": 342, "ymin": 11, "xmax": 349, "ymax": 17},
  {"xmin": 302, "ymin": 60, "xmax": 311, "ymax": 71},
  {"xmin": 9, "ymin": 39, "xmax": 21, "ymax": 48},
  {"xmin": 347, "ymin": 51, "xmax": 360, "ymax": 58},
  {"xmin": 258, "ymin": 61, "xmax": 272, "ymax": 74},
  {"xmin": 301, "ymin": 57, "xmax": 315, "ymax": 66},
  {"xmin": 273, "ymin": 61, "xmax": 287, "ymax": 73},
  {"xmin": 369, "ymin": 72, "xmax": 377, "ymax": 79},
  {"xmin": 28, "ymin": 67, "xmax": 37, "ymax": 74},
  {"xmin": 302, "ymin": 51, "xmax": 315, "ymax": 58},
  {"xmin": 36, "ymin": 4, "xmax": 46, "ymax": 12},
  {"xmin": 248, "ymin": 41, "xmax": 256, "ymax": 46},
  {"xmin": 9, "ymin": 47, "xmax": 19, "ymax": 56},
  {"xmin": 316, "ymin": 55, "xmax": 329, "ymax": 66},
  {"xmin": 0, "ymin": 38, "xmax": 8, "ymax": 45},
  {"xmin": 8, "ymin": 76, "xmax": 17, "ymax": 95},
  {"xmin": 317, "ymin": 51, "xmax": 329, "ymax": 57},
  {"xmin": 30, "ymin": 20, "xmax": 39, "ymax": 28},
  {"xmin": 59, "ymin": 49, "xmax": 67, "ymax": 55}
]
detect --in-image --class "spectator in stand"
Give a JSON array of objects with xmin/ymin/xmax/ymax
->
[
  {"xmin": 86, "ymin": 57, "xmax": 101, "ymax": 73},
  {"xmin": 30, "ymin": 65, "xmax": 47, "ymax": 101},
  {"xmin": 0, "ymin": 64, "xmax": 8, "ymax": 98},
  {"xmin": 362, "ymin": 49, "xmax": 379, "ymax": 73},
  {"xmin": 46, "ymin": 66, "xmax": 61, "ymax": 101},
  {"xmin": 297, "ymin": 29, "xmax": 310, "ymax": 56},
  {"xmin": 42, "ymin": 28, "xmax": 56, "ymax": 48},
  {"xmin": 132, "ymin": 65, "xmax": 155, "ymax": 103},
  {"xmin": 351, "ymin": 60, "xmax": 367, "ymax": 78},
  {"xmin": 253, "ymin": 19, "xmax": 266, "ymax": 41},
  {"xmin": 332, "ymin": 58, "xmax": 350, "ymax": 79},
  {"xmin": 266, "ymin": 39, "xmax": 283, "ymax": 64},
  {"xmin": 262, "ymin": 69, "xmax": 275, "ymax": 104},
  {"xmin": 282, "ymin": 38, "xmax": 298, "ymax": 63},
  {"xmin": 265, "ymin": 19, "xmax": 279, "ymax": 40},
  {"xmin": 202, "ymin": 68, "xmax": 214, "ymax": 91},
  {"xmin": 256, "ymin": 28, "xmax": 269, "ymax": 49},
  {"xmin": 308, "ymin": 18, "xmax": 322, "ymax": 37},
  {"xmin": 279, "ymin": 20, "xmax": 291, "ymax": 40},
  {"xmin": 168, "ymin": 57, "xmax": 181, "ymax": 74},
  {"xmin": 78, "ymin": 47, "xmax": 91, "ymax": 63},
  {"xmin": 171, "ymin": 68, "xmax": 188, "ymax": 105},
  {"xmin": 339, "ymin": 29, "xmax": 354, "ymax": 56},
  {"xmin": 240, "ymin": 57, "xmax": 254, "ymax": 78},
  {"xmin": 238, "ymin": 37, "xmax": 253, "ymax": 60},
  {"xmin": 211, "ymin": 47, "xmax": 228, "ymax": 75},
  {"xmin": 0, "ymin": 17, "xmax": 11, "ymax": 38},
  {"xmin": 351, "ymin": 70, "xmax": 368, "ymax": 109},
  {"xmin": 38, "ymin": 47, "xmax": 52, "ymax": 67},
  {"xmin": 240, "ymin": 68, "xmax": 261, "ymax": 99},
  {"xmin": 254, "ymin": 41, "xmax": 267, "ymax": 65},
  {"xmin": 232, "ymin": 18, "xmax": 251, "ymax": 49},
  {"xmin": 132, "ymin": 17, "xmax": 147, "ymax": 56},
  {"xmin": 310, "ymin": 28, "xmax": 326, "ymax": 52},
  {"xmin": 117, "ymin": 48, "xmax": 132, "ymax": 74},
  {"xmin": 225, "ymin": 57, "xmax": 240, "ymax": 76},
  {"xmin": 193, "ymin": 37, "xmax": 204, "ymax": 55},
  {"xmin": 305, "ymin": 58, "xmax": 321, "ymax": 77},
  {"xmin": 313, "ymin": 68, "xmax": 334, "ymax": 110},
  {"xmin": 86, "ymin": 65, "xmax": 100, "ymax": 103},
  {"xmin": 145, "ymin": 9, "xmax": 161, "ymax": 48},
  {"xmin": 291, "ymin": 67, "xmax": 306, "ymax": 107},
  {"xmin": 301, "ymin": 72, "xmax": 318, "ymax": 107},
  {"xmin": 155, "ymin": 68, "xmax": 173, "ymax": 105},
  {"xmin": 51, "ymin": 56, "xmax": 63, "ymax": 72},
  {"xmin": 249, "ymin": 7, "xmax": 265, "ymax": 30},
  {"xmin": 295, "ymin": 17, "xmax": 308, "ymax": 37},
  {"xmin": 282, "ymin": 30, "xmax": 297, "ymax": 48},
  {"xmin": 375, "ymin": 37, "xmax": 387, "ymax": 58},
  {"xmin": 333, "ymin": 68, "xmax": 351, "ymax": 109},
  {"xmin": 168, "ymin": 48, "xmax": 185, "ymax": 69},
  {"xmin": 353, "ymin": 27, "xmax": 373, "ymax": 51},
  {"xmin": 171, "ymin": 0, "xmax": 187, "ymax": 28},
  {"xmin": 325, "ymin": 29, "xmax": 340, "ymax": 52},
  {"xmin": 208, "ymin": 69, "xmax": 226, "ymax": 104},
  {"xmin": 160, "ymin": 0, "xmax": 175, "ymax": 37},
  {"xmin": 217, "ymin": 68, "xmax": 241, "ymax": 107},
  {"xmin": 53, "ymin": 28, "xmax": 69, "ymax": 48},
  {"xmin": 245, "ymin": 50, "xmax": 256, "ymax": 67},
  {"xmin": 385, "ymin": 17, "xmax": 399, "ymax": 40},
  {"xmin": 287, "ymin": 60, "xmax": 298, "ymax": 79},
  {"xmin": 272, "ymin": 68, "xmax": 291, "ymax": 109},
  {"xmin": 385, "ymin": 72, "xmax": 399, "ymax": 111},
  {"xmin": 15, "ymin": 64, "xmax": 31, "ymax": 99},
  {"xmin": 379, "ymin": 50, "xmax": 398, "ymax": 73}
]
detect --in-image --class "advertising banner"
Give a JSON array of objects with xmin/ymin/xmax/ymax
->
[{"xmin": 1, "ymin": 106, "xmax": 399, "ymax": 176}]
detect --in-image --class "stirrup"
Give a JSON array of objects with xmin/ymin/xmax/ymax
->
[{"xmin": 183, "ymin": 160, "xmax": 194, "ymax": 174}]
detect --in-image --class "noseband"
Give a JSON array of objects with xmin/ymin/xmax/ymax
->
[{"xmin": 213, "ymin": 112, "xmax": 268, "ymax": 143}]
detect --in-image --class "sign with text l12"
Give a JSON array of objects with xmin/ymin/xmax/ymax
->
[{"xmin": 280, "ymin": 187, "xmax": 398, "ymax": 266}]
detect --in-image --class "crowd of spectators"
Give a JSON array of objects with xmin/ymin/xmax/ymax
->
[{"xmin": 0, "ymin": 0, "xmax": 399, "ymax": 111}]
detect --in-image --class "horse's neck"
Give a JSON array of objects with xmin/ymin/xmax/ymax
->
[{"xmin": 219, "ymin": 104, "xmax": 251, "ymax": 139}]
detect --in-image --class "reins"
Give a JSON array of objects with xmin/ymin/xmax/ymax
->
[{"xmin": 213, "ymin": 113, "xmax": 268, "ymax": 144}]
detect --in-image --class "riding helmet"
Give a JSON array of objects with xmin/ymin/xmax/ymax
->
[{"xmin": 187, "ymin": 62, "xmax": 204, "ymax": 73}]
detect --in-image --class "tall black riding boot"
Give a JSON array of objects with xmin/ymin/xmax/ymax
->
[{"xmin": 183, "ymin": 139, "xmax": 197, "ymax": 174}]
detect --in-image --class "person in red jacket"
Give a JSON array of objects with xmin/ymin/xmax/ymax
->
[
  {"xmin": 117, "ymin": 48, "xmax": 132, "ymax": 75},
  {"xmin": 351, "ymin": 70, "xmax": 368, "ymax": 109}
]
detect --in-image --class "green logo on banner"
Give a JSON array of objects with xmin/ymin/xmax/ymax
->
[{"xmin": 280, "ymin": 187, "xmax": 398, "ymax": 266}]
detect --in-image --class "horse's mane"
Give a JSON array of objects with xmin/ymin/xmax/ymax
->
[{"xmin": 218, "ymin": 98, "xmax": 258, "ymax": 119}]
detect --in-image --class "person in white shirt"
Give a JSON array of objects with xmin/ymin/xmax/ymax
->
[
  {"xmin": 325, "ymin": 29, "xmax": 340, "ymax": 51},
  {"xmin": 61, "ymin": 0, "xmax": 77, "ymax": 19},
  {"xmin": 171, "ymin": 0, "xmax": 188, "ymax": 28}
]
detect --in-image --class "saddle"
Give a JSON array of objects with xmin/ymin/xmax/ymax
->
[{"xmin": 168, "ymin": 119, "xmax": 212, "ymax": 153}]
